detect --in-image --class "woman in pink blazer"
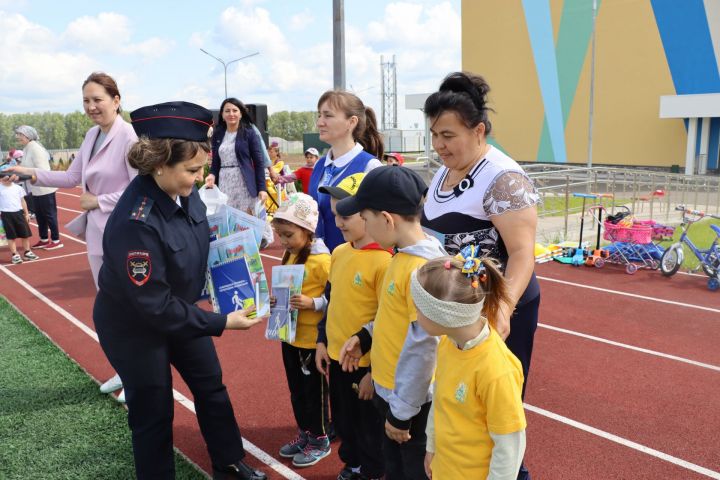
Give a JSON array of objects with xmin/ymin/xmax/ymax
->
[{"xmin": 9, "ymin": 72, "xmax": 137, "ymax": 399}]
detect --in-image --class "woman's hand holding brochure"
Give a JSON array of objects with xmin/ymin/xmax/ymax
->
[{"xmin": 225, "ymin": 306, "xmax": 264, "ymax": 330}]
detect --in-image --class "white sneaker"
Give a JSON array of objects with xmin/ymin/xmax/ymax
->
[
  {"xmin": 99, "ymin": 373, "xmax": 123, "ymax": 393},
  {"xmin": 116, "ymin": 389, "xmax": 126, "ymax": 403}
]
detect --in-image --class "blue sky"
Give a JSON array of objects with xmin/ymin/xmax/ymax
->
[{"xmin": 0, "ymin": 0, "xmax": 461, "ymax": 129}]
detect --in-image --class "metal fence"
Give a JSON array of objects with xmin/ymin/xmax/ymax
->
[
  {"xmin": 409, "ymin": 157, "xmax": 720, "ymax": 242},
  {"xmin": 526, "ymin": 164, "xmax": 720, "ymax": 240}
]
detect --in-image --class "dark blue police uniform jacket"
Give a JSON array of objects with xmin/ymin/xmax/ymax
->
[{"xmin": 93, "ymin": 174, "xmax": 227, "ymax": 384}]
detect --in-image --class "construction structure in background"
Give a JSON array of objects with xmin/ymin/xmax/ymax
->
[{"xmin": 380, "ymin": 54, "xmax": 398, "ymax": 131}]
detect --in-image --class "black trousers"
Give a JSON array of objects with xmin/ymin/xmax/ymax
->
[
  {"xmin": 32, "ymin": 192, "xmax": 59, "ymax": 242},
  {"xmin": 97, "ymin": 330, "xmax": 245, "ymax": 480},
  {"xmin": 505, "ymin": 294, "xmax": 540, "ymax": 400},
  {"xmin": 329, "ymin": 360, "xmax": 384, "ymax": 478},
  {"xmin": 373, "ymin": 395, "xmax": 430, "ymax": 480},
  {"xmin": 281, "ymin": 342, "xmax": 328, "ymax": 437},
  {"xmin": 505, "ymin": 293, "xmax": 540, "ymax": 480}
]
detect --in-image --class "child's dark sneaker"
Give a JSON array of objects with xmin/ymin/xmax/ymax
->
[
  {"xmin": 292, "ymin": 434, "xmax": 331, "ymax": 467},
  {"xmin": 11, "ymin": 254, "xmax": 22, "ymax": 264},
  {"xmin": 279, "ymin": 430, "xmax": 309, "ymax": 458},
  {"xmin": 23, "ymin": 251, "xmax": 39, "ymax": 261},
  {"xmin": 337, "ymin": 467, "xmax": 359, "ymax": 480}
]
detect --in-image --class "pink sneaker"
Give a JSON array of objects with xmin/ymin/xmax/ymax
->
[{"xmin": 31, "ymin": 239, "xmax": 50, "ymax": 249}]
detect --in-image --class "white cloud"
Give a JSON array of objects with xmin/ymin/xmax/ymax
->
[
  {"xmin": 62, "ymin": 12, "xmax": 173, "ymax": 61},
  {"xmin": 289, "ymin": 11, "xmax": 315, "ymax": 31},
  {"xmin": 0, "ymin": 1, "xmax": 460, "ymax": 131},
  {"xmin": 0, "ymin": 12, "xmax": 96, "ymax": 111},
  {"xmin": 215, "ymin": 6, "xmax": 288, "ymax": 57},
  {"xmin": 63, "ymin": 12, "xmax": 132, "ymax": 51}
]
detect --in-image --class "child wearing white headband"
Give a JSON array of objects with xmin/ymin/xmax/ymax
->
[{"xmin": 411, "ymin": 245, "xmax": 527, "ymax": 480}]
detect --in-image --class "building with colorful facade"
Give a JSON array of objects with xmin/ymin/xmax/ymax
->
[{"xmin": 461, "ymin": 0, "xmax": 720, "ymax": 173}]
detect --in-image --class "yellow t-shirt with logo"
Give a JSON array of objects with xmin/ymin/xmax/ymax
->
[
  {"xmin": 370, "ymin": 252, "xmax": 429, "ymax": 390},
  {"xmin": 287, "ymin": 251, "xmax": 331, "ymax": 349},
  {"xmin": 431, "ymin": 329, "xmax": 526, "ymax": 480},
  {"xmin": 326, "ymin": 242, "xmax": 392, "ymax": 366}
]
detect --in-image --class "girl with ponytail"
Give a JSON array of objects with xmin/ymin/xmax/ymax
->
[
  {"xmin": 411, "ymin": 245, "xmax": 526, "ymax": 480},
  {"xmin": 308, "ymin": 90, "xmax": 384, "ymax": 252}
]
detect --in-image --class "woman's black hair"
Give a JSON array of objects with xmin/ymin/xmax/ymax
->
[
  {"xmin": 423, "ymin": 71, "xmax": 493, "ymax": 135},
  {"xmin": 217, "ymin": 97, "xmax": 255, "ymax": 130}
]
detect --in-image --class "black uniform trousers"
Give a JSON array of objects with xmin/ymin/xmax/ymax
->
[
  {"xmin": 32, "ymin": 192, "xmax": 59, "ymax": 242},
  {"xmin": 504, "ymin": 293, "xmax": 540, "ymax": 480},
  {"xmin": 373, "ymin": 395, "xmax": 431, "ymax": 480},
  {"xmin": 96, "ymin": 317, "xmax": 245, "ymax": 480},
  {"xmin": 281, "ymin": 342, "xmax": 328, "ymax": 437},
  {"xmin": 329, "ymin": 360, "xmax": 384, "ymax": 478}
]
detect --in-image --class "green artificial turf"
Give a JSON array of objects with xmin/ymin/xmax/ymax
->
[{"xmin": 0, "ymin": 298, "xmax": 207, "ymax": 480}]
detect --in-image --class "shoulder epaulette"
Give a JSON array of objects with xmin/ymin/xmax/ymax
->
[{"xmin": 129, "ymin": 196, "xmax": 154, "ymax": 223}]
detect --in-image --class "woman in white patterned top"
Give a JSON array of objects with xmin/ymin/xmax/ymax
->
[{"xmin": 421, "ymin": 71, "xmax": 540, "ymax": 480}]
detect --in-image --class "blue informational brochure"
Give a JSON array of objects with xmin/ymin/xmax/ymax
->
[
  {"xmin": 266, "ymin": 264, "xmax": 305, "ymax": 342},
  {"xmin": 209, "ymin": 256, "xmax": 257, "ymax": 315}
]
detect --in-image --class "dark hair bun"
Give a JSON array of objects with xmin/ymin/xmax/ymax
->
[{"xmin": 424, "ymin": 71, "xmax": 494, "ymax": 134}]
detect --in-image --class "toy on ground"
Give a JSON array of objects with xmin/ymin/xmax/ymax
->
[
  {"xmin": 594, "ymin": 206, "xmax": 659, "ymax": 274},
  {"xmin": 660, "ymin": 205, "xmax": 720, "ymax": 291},
  {"xmin": 585, "ymin": 205, "xmax": 610, "ymax": 267}
]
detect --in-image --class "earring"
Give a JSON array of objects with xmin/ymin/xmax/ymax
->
[{"xmin": 156, "ymin": 170, "xmax": 163, "ymax": 176}]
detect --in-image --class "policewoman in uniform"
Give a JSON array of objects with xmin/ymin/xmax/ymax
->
[{"xmin": 93, "ymin": 101, "xmax": 267, "ymax": 480}]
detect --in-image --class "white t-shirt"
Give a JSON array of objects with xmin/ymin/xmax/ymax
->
[
  {"xmin": 422, "ymin": 145, "xmax": 539, "ymax": 257},
  {"xmin": 0, "ymin": 183, "xmax": 27, "ymax": 212}
]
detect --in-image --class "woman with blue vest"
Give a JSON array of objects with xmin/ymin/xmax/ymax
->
[
  {"xmin": 309, "ymin": 91, "xmax": 384, "ymax": 252},
  {"xmin": 205, "ymin": 98, "xmax": 267, "ymax": 212}
]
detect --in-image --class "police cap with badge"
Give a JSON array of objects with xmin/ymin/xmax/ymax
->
[{"xmin": 130, "ymin": 101, "xmax": 213, "ymax": 141}]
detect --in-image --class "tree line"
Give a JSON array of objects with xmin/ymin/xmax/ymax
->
[{"xmin": 0, "ymin": 110, "xmax": 316, "ymax": 152}]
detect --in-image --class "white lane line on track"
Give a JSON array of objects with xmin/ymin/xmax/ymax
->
[
  {"xmin": 537, "ymin": 275, "xmax": 720, "ymax": 314},
  {"xmin": 0, "ymin": 264, "xmax": 99, "ymax": 341},
  {"xmin": 524, "ymin": 403, "xmax": 720, "ymax": 479},
  {"xmin": 58, "ymin": 206, "xmax": 84, "ymax": 214},
  {"xmin": 29, "ymin": 221, "xmax": 87, "ymax": 245},
  {"xmin": 56, "ymin": 191, "xmax": 81, "ymax": 198},
  {"xmin": 3, "ymin": 250, "xmax": 88, "ymax": 267},
  {"xmin": 0, "ymin": 263, "xmax": 307, "ymax": 480},
  {"xmin": 539, "ymin": 323, "xmax": 720, "ymax": 372}
]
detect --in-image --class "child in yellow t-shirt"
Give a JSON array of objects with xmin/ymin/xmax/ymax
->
[
  {"xmin": 315, "ymin": 173, "xmax": 391, "ymax": 480},
  {"xmin": 412, "ymin": 245, "xmax": 526, "ymax": 480},
  {"xmin": 336, "ymin": 166, "xmax": 446, "ymax": 479},
  {"xmin": 271, "ymin": 192, "xmax": 332, "ymax": 468}
]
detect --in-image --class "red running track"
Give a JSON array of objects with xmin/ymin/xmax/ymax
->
[{"xmin": 1, "ymin": 188, "xmax": 718, "ymax": 479}]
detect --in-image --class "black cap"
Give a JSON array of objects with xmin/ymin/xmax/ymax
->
[
  {"xmin": 130, "ymin": 101, "xmax": 213, "ymax": 142},
  {"xmin": 336, "ymin": 166, "xmax": 427, "ymax": 216}
]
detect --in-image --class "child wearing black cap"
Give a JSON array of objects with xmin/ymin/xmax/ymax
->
[
  {"xmin": 315, "ymin": 173, "xmax": 391, "ymax": 480},
  {"xmin": 335, "ymin": 166, "xmax": 446, "ymax": 480}
]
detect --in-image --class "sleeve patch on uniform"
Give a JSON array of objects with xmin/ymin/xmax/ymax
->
[{"xmin": 127, "ymin": 251, "xmax": 152, "ymax": 286}]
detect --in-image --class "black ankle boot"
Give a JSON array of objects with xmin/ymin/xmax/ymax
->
[{"xmin": 212, "ymin": 460, "xmax": 267, "ymax": 480}]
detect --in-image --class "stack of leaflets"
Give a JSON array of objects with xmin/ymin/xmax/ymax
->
[
  {"xmin": 207, "ymin": 204, "xmax": 265, "ymax": 246},
  {"xmin": 266, "ymin": 264, "xmax": 305, "ymax": 343},
  {"xmin": 205, "ymin": 210, "xmax": 270, "ymax": 318}
]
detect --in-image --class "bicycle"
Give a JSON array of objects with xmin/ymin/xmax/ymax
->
[{"xmin": 660, "ymin": 205, "xmax": 720, "ymax": 291}]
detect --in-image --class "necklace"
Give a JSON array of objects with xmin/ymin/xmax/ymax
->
[{"xmin": 443, "ymin": 145, "xmax": 489, "ymax": 189}]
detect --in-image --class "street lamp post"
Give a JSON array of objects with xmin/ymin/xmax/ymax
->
[{"xmin": 200, "ymin": 49, "xmax": 259, "ymax": 99}]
